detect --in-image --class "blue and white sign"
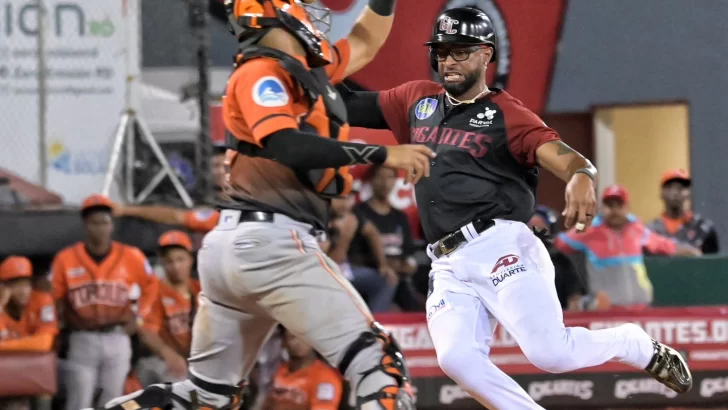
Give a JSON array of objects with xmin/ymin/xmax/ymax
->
[
  {"xmin": 252, "ymin": 76, "xmax": 289, "ymax": 107},
  {"xmin": 415, "ymin": 98, "xmax": 438, "ymax": 120}
]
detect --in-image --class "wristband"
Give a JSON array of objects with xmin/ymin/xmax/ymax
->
[
  {"xmin": 574, "ymin": 167, "xmax": 596, "ymax": 181},
  {"xmin": 368, "ymin": 0, "xmax": 396, "ymax": 16}
]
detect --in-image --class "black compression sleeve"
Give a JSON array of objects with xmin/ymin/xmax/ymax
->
[
  {"xmin": 260, "ymin": 128, "xmax": 387, "ymax": 169},
  {"xmin": 339, "ymin": 86, "xmax": 390, "ymax": 129},
  {"xmin": 368, "ymin": 0, "xmax": 396, "ymax": 16}
]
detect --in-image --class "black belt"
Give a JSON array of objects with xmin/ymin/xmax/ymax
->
[
  {"xmin": 222, "ymin": 210, "xmax": 327, "ymax": 240},
  {"xmin": 72, "ymin": 323, "xmax": 124, "ymax": 333},
  {"xmin": 189, "ymin": 374, "xmax": 244, "ymax": 396},
  {"xmin": 432, "ymin": 218, "xmax": 495, "ymax": 258}
]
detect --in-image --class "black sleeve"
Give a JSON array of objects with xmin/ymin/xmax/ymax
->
[
  {"xmin": 702, "ymin": 229, "xmax": 720, "ymax": 254},
  {"xmin": 339, "ymin": 86, "xmax": 390, "ymax": 129},
  {"xmin": 254, "ymin": 128, "xmax": 387, "ymax": 169}
]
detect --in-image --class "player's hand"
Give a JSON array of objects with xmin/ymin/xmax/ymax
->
[
  {"xmin": 563, "ymin": 173, "xmax": 596, "ymax": 231},
  {"xmin": 112, "ymin": 202, "xmax": 127, "ymax": 217},
  {"xmin": 162, "ymin": 349, "xmax": 188, "ymax": 377},
  {"xmin": 384, "ymin": 145, "xmax": 436, "ymax": 184}
]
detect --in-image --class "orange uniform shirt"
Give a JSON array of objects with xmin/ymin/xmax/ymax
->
[
  {"xmin": 264, "ymin": 359, "xmax": 343, "ymax": 410},
  {"xmin": 51, "ymin": 242, "xmax": 159, "ymax": 329},
  {"xmin": 142, "ymin": 279, "xmax": 201, "ymax": 356},
  {"xmin": 0, "ymin": 291, "xmax": 58, "ymax": 352},
  {"xmin": 183, "ymin": 209, "xmax": 220, "ymax": 232}
]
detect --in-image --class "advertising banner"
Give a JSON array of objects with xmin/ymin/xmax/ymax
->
[
  {"xmin": 0, "ymin": 0, "xmax": 139, "ymax": 204},
  {"xmin": 378, "ymin": 307, "xmax": 728, "ymax": 408}
]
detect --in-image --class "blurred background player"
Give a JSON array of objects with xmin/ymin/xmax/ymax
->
[
  {"xmin": 113, "ymin": 144, "xmax": 229, "ymax": 232},
  {"xmin": 51, "ymin": 195, "xmax": 159, "ymax": 410},
  {"xmin": 0, "ymin": 256, "xmax": 57, "ymax": 410},
  {"xmin": 647, "ymin": 168, "xmax": 719, "ymax": 254},
  {"xmin": 556, "ymin": 185, "xmax": 701, "ymax": 309},
  {"xmin": 262, "ymin": 326, "xmax": 344, "ymax": 410},
  {"xmin": 328, "ymin": 194, "xmax": 398, "ymax": 313},
  {"xmin": 136, "ymin": 231, "xmax": 201, "ymax": 386}
]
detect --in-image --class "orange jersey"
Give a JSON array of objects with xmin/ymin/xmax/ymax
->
[
  {"xmin": 264, "ymin": 359, "xmax": 343, "ymax": 410},
  {"xmin": 142, "ymin": 279, "xmax": 201, "ymax": 356},
  {"xmin": 0, "ymin": 291, "xmax": 58, "ymax": 352},
  {"xmin": 223, "ymin": 39, "xmax": 352, "ymax": 228},
  {"xmin": 183, "ymin": 209, "xmax": 220, "ymax": 232},
  {"xmin": 51, "ymin": 241, "xmax": 159, "ymax": 329}
]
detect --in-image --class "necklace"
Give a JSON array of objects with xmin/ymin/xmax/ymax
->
[{"xmin": 446, "ymin": 87, "xmax": 490, "ymax": 106}]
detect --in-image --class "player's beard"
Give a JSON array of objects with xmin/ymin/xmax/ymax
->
[{"xmin": 439, "ymin": 68, "xmax": 482, "ymax": 98}]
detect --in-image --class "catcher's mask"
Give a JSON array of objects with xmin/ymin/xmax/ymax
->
[{"xmin": 225, "ymin": 0, "xmax": 333, "ymax": 67}]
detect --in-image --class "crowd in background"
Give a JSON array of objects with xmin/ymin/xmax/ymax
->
[{"xmin": 0, "ymin": 150, "xmax": 720, "ymax": 410}]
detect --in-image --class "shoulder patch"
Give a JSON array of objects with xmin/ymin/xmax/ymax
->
[
  {"xmin": 414, "ymin": 98, "xmax": 438, "ymax": 120},
  {"xmin": 40, "ymin": 305, "xmax": 55, "ymax": 323},
  {"xmin": 194, "ymin": 209, "xmax": 215, "ymax": 221},
  {"xmin": 252, "ymin": 76, "xmax": 289, "ymax": 107},
  {"xmin": 316, "ymin": 382, "xmax": 336, "ymax": 401}
]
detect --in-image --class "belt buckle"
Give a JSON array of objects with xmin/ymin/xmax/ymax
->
[{"xmin": 438, "ymin": 233, "xmax": 455, "ymax": 256}]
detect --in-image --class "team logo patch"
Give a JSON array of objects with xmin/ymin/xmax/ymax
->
[
  {"xmin": 415, "ymin": 98, "xmax": 438, "ymax": 120},
  {"xmin": 252, "ymin": 76, "xmax": 289, "ymax": 107},
  {"xmin": 40, "ymin": 305, "xmax": 55, "ymax": 323}
]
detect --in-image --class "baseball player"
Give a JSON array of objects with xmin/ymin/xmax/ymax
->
[
  {"xmin": 262, "ymin": 326, "xmax": 344, "ymax": 410},
  {"xmin": 0, "ymin": 256, "xmax": 57, "ymax": 352},
  {"xmin": 341, "ymin": 7, "xmax": 692, "ymax": 409},
  {"xmin": 113, "ymin": 144, "xmax": 230, "ymax": 232},
  {"xmin": 93, "ymin": 1, "xmax": 432, "ymax": 410},
  {"xmin": 136, "ymin": 230, "xmax": 201, "ymax": 386},
  {"xmin": 51, "ymin": 195, "xmax": 159, "ymax": 410}
]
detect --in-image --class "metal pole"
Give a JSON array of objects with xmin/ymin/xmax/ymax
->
[
  {"xmin": 188, "ymin": 0, "xmax": 212, "ymax": 203},
  {"xmin": 36, "ymin": 0, "xmax": 48, "ymax": 188}
]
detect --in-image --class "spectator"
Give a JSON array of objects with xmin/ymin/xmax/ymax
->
[
  {"xmin": 51, "ymin": 195, "xmax": 158, "ymax": 410},
  {"xmin": 353, "ymin": 165, "xmax": 423, "ymax": 311},
  {"xmin": 113, "ymin": 145, "xmax": 229, "ymax": 232},
  {"xmin": 328, "ymin": 195, "xmax": 398, "ymax": 313},
  {"xmin": 136, "ymin": 230, "xmax": 201, "ymax": 386},
  {"xmin": 528, "ymin": 206, "xmax": 589, "ymax": 311},
  {"xmin": 555, "ymin": 185, "xmax": 700, "ymax": 309},
  {"xmin": 647, "ymin": 169, "xmax": 719, "ymax": 254},
  {"xmin": 263, "ymin": 327, "xmax": 344, "ymax": 410}
]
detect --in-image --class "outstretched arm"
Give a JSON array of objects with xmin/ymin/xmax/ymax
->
[{"xmin": 343, "ymin": 0, "xmax": 397, "ymax": 78}]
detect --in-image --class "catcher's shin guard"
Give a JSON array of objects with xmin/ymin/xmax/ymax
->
[
  {"xmin": 339, "ymin": 322, "xmax": 416, "ymax": 410},
  {"xmin": 91, "ymin": 379, "xmax": 246, "ymax": 410}
]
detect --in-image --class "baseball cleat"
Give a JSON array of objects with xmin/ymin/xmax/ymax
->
[{"xmin": 644, "ymin": 339, "xmax": 693, "ymax": 394}]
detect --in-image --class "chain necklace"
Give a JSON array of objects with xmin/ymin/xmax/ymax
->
[{"xmin": 445, "ymin": 87, "xmax": 490, "ymax": 106}]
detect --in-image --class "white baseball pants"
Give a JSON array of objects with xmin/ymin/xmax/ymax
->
[{"xmin": 425, "ymin": 220, "xmax": 656, "ymax": 409}]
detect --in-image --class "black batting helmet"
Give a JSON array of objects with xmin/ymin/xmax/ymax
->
[{"xmin": 426, "ymin": 7, "xmax": 498, "ymax": 71}]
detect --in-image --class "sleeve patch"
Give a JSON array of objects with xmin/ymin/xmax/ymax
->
[
  {"xmin": 316, "ymin": 383, "xmax": 336, "ymax": 401},
  {"xmin": 40, "ymin": 305, "xmax": 55, "ymax": 323},
  {"xmin": 252, "ymin": 76, "xmax": 289, "ymax": 107}
]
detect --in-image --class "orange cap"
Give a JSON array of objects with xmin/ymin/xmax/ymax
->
[
  {"xmin": 158, "ymin": 230, "xmax": 193, "ymax": 252},
  {"xmin": 602, "ymin": 184, "xmax": 629, "ymax": 204},
  {"xmin": 0, "ymin": 256, "xmax": 32, "ymax": 281},
  {"xmin": 660, "ymin": 168, "xmax": 691, "ymax": 186},
  {"xmin": 81, "ymin": 194, "xmax": 113, "ymax": 214}
]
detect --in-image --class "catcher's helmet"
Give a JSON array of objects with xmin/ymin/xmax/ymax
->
[
  {"xmin": 225, "ymin": 0, "xmax": 333, "ymax": 67},
  {"xmin": 426, "ymin": 7, "xmax": 497, "ymax": 71}
]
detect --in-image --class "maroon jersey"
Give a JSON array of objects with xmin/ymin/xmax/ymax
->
[{"xmin": 377, "ymin": 81, "xmax": 560, "ymax": 243}]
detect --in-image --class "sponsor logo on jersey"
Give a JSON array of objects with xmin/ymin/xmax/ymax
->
[
  {"xmin": 469, "ymin": 107, "xmax": 497, "ymax": 128},
  {"xmin": 316, "ymin": 383, "xmax": 336, "ymax": 401},
  {"xmin": 426, "ymin": 297, "xmax": 451, "ymax": 322},
  {"xmin": 252, "ymin": 76, "xmax": 289, "ymax": 107},
  {"xmin": 415, "ymin": 98, "xmax": 438, "ymax": 120}
]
